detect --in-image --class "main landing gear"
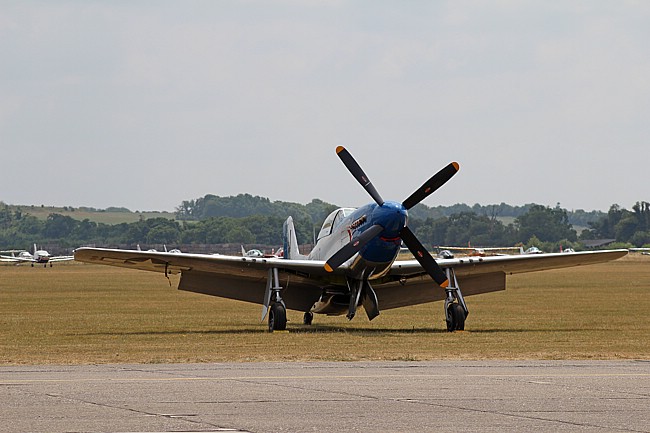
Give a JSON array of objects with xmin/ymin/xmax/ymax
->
[
  {"xmin": 262, "ymin": 268, "xmax": 287, "ymax": 332},
  {"xmin": 443, "ymin": 268, "xmax": 468, "ymax": 332},
  {"xmin": 268, "ymin": 302, "xmax": 287, "ymax": 332}
]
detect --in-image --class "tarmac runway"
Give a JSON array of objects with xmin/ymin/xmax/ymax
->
[{"xmin": 2, "ymin": 360, "xmax": 649, "ymax": 433}]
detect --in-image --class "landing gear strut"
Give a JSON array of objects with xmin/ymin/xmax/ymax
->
[
  {"xmin": 443, "ymin": 268, "xmax": 468, "ymax": 332},
  {"xmin": 262, "ymin": 268, "xmax": 287, "ymax": 332}
]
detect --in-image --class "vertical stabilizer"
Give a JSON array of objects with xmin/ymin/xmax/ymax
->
[{"xmin": 283, "ymin": 216, "xmax": 306, "ymax": 260}]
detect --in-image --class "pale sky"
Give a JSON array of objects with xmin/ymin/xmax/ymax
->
[{"xmin": 1, "ymin": 1, "xmax": 648, "ymax": 213}]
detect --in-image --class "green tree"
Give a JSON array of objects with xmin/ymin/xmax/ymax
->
[
  {"xmin": 516, "ymin": 205, "xmax": 577, "ymax": 243},
  {"xmin": 632, "ymin": 201, "xmax": 650, "ymax": 233},
  {"xmin": 0, "ymin": 205, "xmax": 13, "ymax": 230},
  {"xmin": 44, "ymin": 214, "xmax": 78, "ymax": 239},
  {"xmin": 615, "ymin": 215, "xmax": 639, "ymax": 242},
  {"xmin": 413, "ymin": 217, "xmax": 449, "ymax": 246},
  {"xmin": 588, "ymin": 204, "xmax": 628, "ymax": 239},
  {"xmin": 225, "ymin": 226, "xmax": 255, "ymax": 244},
  {"xmin": 72, "ymin": 219, "xmax": 98, "ymax": 243},
  {"xmin": 17, "ymin": 215, "xmax": 44, "ymax": 238}
]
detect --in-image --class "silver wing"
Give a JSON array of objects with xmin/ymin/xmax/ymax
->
[
  {"xmin": 75, "ymin": 247, "xmax": 627, "ymax": 312},
  {"xmin": 49, "ymin": 255, "xmax": 75, "ymax": 262},
  {"xmin": 0, "ymin": 255, "xmax": 33, "ymax": 263},
  {"xmin": 74, "ymin": 247, "xmax": 341, "ymax": 312},
  {"xmin": 376, "ymin": 249, "xmax": 629, "ymax": 309}
]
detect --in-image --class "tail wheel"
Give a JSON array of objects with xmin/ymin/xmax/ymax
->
[
  {"xmin": 268, "ymin": 303, "xmax": 287, "ymax": 332},
  {"xmin": 446, "ymin": 303, "xmax": 466, "ymax": 332}
]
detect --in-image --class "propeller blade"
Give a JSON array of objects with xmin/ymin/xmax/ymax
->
[
  {"xmin": 324, "ymin": 224, "xmax": 384, "ymax": 272},
  {"xmin": 399, "ymin": 226, "xmax": 449, "ymax": 287},
  {"xmin": 336, "ymin": 146, "xmax": 384, "ymax": 206},
  {"xmin": 402, "ymin": 162, "xmax": 460, "ymax": 210}
]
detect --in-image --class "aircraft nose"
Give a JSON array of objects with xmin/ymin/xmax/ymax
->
[{"xmin": 374, "ymin": 201, "xmax": 407, "ymax": 235}]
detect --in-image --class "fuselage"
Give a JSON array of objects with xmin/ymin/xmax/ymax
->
[{"xmin": 33, "ymin": 250, "xmax": 50, "ymax": 263}]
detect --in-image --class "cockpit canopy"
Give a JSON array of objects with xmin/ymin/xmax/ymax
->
[{"xmin": 317, "ymin": 208, "xmax": 356, "ymax": 241}]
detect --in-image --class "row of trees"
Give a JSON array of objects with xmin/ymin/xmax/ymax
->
[
  {"xmin": 411, "ymin": 205, "xmax": 580, "ymax": 253},
  {"xmin": 2, "ymin": 198, "xmax": 649, "ymax": 254},
  {"xmin": 175, "ymin": 194, "xmax": 604, "ymax": 227},
  {"xmin": 0, "ymin": 213, "xmax": 308, "ymax": 251}
]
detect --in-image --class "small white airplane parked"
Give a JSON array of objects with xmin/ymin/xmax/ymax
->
[
  {"xmin": 241, "ymin": 245, "xmax": 282, "ymax": 258},
  {"xmin": 241, "ymin": 246, "xmax": 264, "ymax": 258},
  {"xmin": 75, "ymin": 147, "xmax": 628, "ymax": 332},
  {"xmin": 1, "ymin": 244, "xmax": 74, "ymax": 267},
  {"xmin": 437, "ymin": 246, "xmax": 521, "ymax": 257},
  {"xmin": 136, "ymin": 244, "xmax": 183, "ymax": 254}
]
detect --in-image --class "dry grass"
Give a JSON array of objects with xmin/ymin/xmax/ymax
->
[{"xmin": 1, "ymin": 255, "xmax": 649, "ymax": 365}]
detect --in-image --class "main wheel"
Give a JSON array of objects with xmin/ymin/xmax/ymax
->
[
  {"xmin": 446, "ymin": 303, "xmax": 466, "ymax": 332},
  {"xmin": 268, "ymin": 303, "xmax": 287, "ymax": 332}
]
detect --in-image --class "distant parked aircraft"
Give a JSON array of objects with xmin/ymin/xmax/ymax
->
[
  {"xmin": 241, "ymin": 245, "xmax": 264, "ymax": 258},
  {"xmin": 0, "ymin": 244, "xmax": 74, "ymax": 267},
  {"xmin": 436, "ymin": 246, "xmax": 521, "ymax": 257}
]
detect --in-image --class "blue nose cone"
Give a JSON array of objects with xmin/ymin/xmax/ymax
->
[{"xmin": 373, "ymin": 201, "xmax": 407, "ymax": 236}]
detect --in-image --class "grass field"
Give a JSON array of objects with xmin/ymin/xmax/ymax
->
[{"xmin": 1, "ymin": 255, "xmax": 649, "ymax": 365}]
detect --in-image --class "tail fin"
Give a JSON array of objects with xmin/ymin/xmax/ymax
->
[
  {"xmin": 283, "ymin": 216, "xmax": 306, "ymax": 260},
  {"xmin": 241, "ymin": 245, "xmax": 247, "ymax": 257}
]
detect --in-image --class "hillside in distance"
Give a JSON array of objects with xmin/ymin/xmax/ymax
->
[{"xmin": 1, "ymin": 203, "xmax": 175, "ymax": 225}]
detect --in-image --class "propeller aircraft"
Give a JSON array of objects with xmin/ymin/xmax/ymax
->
[
  {"xmin": 1, "ymin": 244, "xmax": 74, "ymax": 267},
  {"xmin": 74, "ymin": 147, "xmax": 628, "ymax": 332}
]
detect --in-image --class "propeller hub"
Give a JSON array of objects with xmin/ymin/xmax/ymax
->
[{"xmin": 372, "ymin": 201, "xmax": 407, "ymax": 237}]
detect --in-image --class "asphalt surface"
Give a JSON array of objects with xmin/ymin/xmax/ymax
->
[{"xmin": 2, "ymin": 360, "xmax": 649, "ymax": 432}]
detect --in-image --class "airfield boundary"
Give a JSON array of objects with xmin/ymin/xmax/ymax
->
[{"xmin": 1, "ymin": 255, "xmax": 649, "ymax": 365}]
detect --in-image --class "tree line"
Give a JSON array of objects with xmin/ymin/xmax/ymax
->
[
  {"xmin": 1, "ymin": 195, "xmax": 649, "ymax": 254},
  {"xmin": 175, "ymin": 194, "xmax": 604, "ymax": 227}
]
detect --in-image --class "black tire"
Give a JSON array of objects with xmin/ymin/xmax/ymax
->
[
  {"xmin": 445, "ymin": 305, "xmax": 454, "ymax": 332},
  {"xmin": 303, "ymin": 312, "xmax": 313, "ymax": 325},
  {"xmin": 268, "ymin": 303, "xmax": 287, "ymax": 332},
  {"xmin": 446, "ymin": 303, "xmax": 466, "ymax": 332}
]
